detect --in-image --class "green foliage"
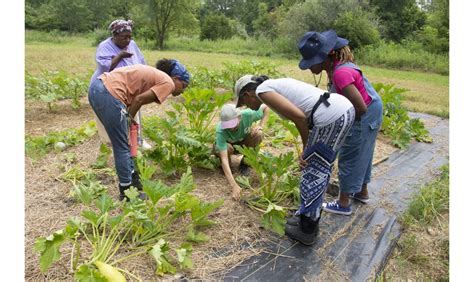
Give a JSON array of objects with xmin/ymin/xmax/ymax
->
[
  {"xmin": 139, "ymin": 0, "xmax": 200, "ymax": 49},
  {"xmin": 35, "ymin": 168, "xmax": 222, "ymax": 278},
  {"xmin": 25, "ymin": 70, "xmax": 89, "ymax": 111},
  {"xmin": 62, "ymin": 165, "xmax": 111, "ymax": 205},
  {"xmin": 371, "ymin": 0, "xmax": 426, "ymax": 42},
  {"xmin": 25, "ymin": 121, "xmax": 97, "ymax": 160},
  {"xmin": 34, "ymin": 230, "xmax": 66, "ymax": 272},
  {"xmin": 262, "ymin": 203, "xmax": 286, "ymax": 235},
  {"xmin": 191, "ymin": 60, "xmax": 282, "ymax": 90},
  {"xmin": 91, "ymin": 143, "xmax": 112, "ymax": 169},
  {"xmin": 173, "ymin": 88, "xmax": 232, "ymax": 143},
  {"xmin": 142, "ymin": 112, "xmax": 218, "ymax": 176},
  {"xmin": 252, "ymin": 3, "xmax": 279, "ymax": 39},
  {"xmin": 373, "ymin": 83, "xmax": 432, "ymax": 149},
  {"xmin": 279, "ymin": 0, "xmax": 369, "ymax": 46},
  {"xmin": 235, "ymin": 145, "xmax": 299, "ymax": 233},
  {"xmin": 356, "ymin": 41, "xmax": 448, "ymax": 75},
  {"xmin": 401, "ymin": 165, "xmax": 449, "ymax": 226},
  {"xmin": 200, "ymin": 14, "xmax": 235, "ymax": 41},
  {"xmin": 333, "ymin": 8, "xmax": 381, "ymax": 49}
]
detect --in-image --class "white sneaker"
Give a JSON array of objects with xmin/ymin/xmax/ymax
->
[{"xmin": 141, "ymin": 139, "xmax": 153, "ymax": 150}]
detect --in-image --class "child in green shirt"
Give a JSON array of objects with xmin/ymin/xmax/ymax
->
[{"xmin": 214, "ymin": 104, "xmax": 269, "ymax": 200}]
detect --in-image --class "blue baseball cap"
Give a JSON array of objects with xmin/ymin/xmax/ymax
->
[{"xmin": 298, "ymin": 30, "xmax": 349, "ymax": 70}]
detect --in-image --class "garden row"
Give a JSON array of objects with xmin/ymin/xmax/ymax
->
[{"xmin": 28, "ymin": 60, "xmax": 432, "ymax": 280}]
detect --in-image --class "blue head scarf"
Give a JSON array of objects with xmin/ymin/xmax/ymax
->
[{"xmin": 170, "ymin": 59, "xmax": 190, "ymax": 84}]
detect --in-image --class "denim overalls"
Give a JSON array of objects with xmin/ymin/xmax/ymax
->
[{"xmin": 330, "ymin": 62, "xmax": 383, "ymax": 194}]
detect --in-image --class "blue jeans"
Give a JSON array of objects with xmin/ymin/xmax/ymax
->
[
  {"xmin": 338, "ymin": 98, "xmax": 383, "ymax": 194},
  {"xmin": 88, "ymin": 79, "xmax": 134, "ymax": 185}
]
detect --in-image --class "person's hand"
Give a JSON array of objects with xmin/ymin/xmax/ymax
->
[
  {"xmin": 119, "ymin": 50, "xmax": 133, "ymax": 58},
  {"xmin": 231, "ymin": 186, "xmax": 241, "ymax": 201},
  {"xmin": 298, "ymin": 153, "xmax": 308, "ymax": 169}
]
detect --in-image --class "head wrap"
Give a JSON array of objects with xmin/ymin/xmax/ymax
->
[
  {"xmin": 170, "ymin": 59, "xmax": 190, "ymax": 84},
  {"xmin": 109, "ymin": 19, "xmax": 134, "ymax": 34}
]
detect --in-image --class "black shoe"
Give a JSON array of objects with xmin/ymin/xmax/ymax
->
[
  {"xmin": 284, "ymin": 215, "xmax": 319, "ymax": 246},
  {"xmin": 286, "ymin": 215, "xmax": 300, "ymax": 226},
  {"xmin": 238, "ymin": 159, "xmax": 251, "ymax": 176},
  {"xmin": 119, "ymin": 183, "xmax": 147, "ymax": 201},
  {"xmin": 131, "ymin": 171, "xmax": 143, "ymax": 190}
]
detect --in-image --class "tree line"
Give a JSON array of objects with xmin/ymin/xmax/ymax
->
[{"xmin": 25, "ymin": 0, "xmax": 448, "ymax": 53}]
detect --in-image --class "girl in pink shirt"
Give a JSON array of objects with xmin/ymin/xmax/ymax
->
[{"xmin": 297, "ymin": 30, "xmax": 383, "ymax": 217}]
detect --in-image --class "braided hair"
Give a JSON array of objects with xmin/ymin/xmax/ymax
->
[
  {"xmin": 240, "ymin": 75, "xmax": 270, "ymax": 95},
  {"xmin": 330, "ymin": 46, "xmax": 354, "ymax": 64}
]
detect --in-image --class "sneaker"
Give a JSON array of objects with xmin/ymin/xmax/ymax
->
[
  {"xmin": 350, "ymin": 192, "xmax": 369, "ymax": 204},
  {"xmin": 322, "ymin": 200, "xmax": 352, "ymax": 215}
]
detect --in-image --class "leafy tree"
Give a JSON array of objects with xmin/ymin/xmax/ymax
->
[
  {"xmin": 333, "ymin": 8, "xmax": 381, "ymax": 49},
  {"xmin": 370, "ymin": 0, "xmax": 426, "ymax": 42},
  {"xmin": 200, "ymin": 14, "xmax": 234, "ymax": 40},
  {"xmin": 200, "ymin": 0, "xmax": 243, "ymax": 18},
  {"xmin": 279, "ymin": 0, "xmax": 368, "ymax": 46},
  {"xmin": 139, "ymin": 0, "xmax": 199, "ymax": 49},
  {"xmin": 252, "ymin": 3, "xmax": 274, "ymax": 38}
]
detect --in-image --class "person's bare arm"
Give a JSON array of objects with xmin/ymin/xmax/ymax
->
[
  {"xmin": 109, "ymin": 50, "xmax": 133, "ymax": 72},
  {"xmin": 128, "ymin": 89, "xmax": 158, "ymax": 119},
  {"xmin": 258, "ymin": 105, "xmax": 270, "ymax": 128},
  {"xmin": 341, "ymin": 84, "xmax": 367, "ymax": 118},
  {"xmin": 219, "ymin": 150, "xmax": 241, "ymax": 201},
  {"xmin": 258, "ymin": 91, "xmax": 309, "ymax": 150}
]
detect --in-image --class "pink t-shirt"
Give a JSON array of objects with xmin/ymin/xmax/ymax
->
[{"xmin": 332, "ymin": 62, "xmax": 372, "ymax": 106}]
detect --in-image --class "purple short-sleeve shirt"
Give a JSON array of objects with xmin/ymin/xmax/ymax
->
[{"xmin": 90, "ymin": 38, "xmax": 146, "ymax": 85}]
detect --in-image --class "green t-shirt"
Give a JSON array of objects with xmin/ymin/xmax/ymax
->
[{"xmin": 215, "ymin": 108, "xmax": 264, "ymax": 152}]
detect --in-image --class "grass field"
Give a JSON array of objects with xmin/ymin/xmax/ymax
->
[{"xmin": 25, "ymin": 40, "xmax": 449, "ymax": 118}]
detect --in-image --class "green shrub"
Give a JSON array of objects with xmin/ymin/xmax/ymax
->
[
  {"xmin": 200, "ymin": 14, "xmax": 234, "ymax": 41},
  {"xmin": 356, "ymin": 41, "xmax": 448, "ymax": 75},
  {"xmin": 334, "ymin": 8, "xmax": 381, "ymax": 50}
]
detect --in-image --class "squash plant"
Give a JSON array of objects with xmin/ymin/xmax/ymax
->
[
  {"xmin": 235, "ymin": 145, "xmax": 299, "ymax": 235},
  {"xmin": 172, "ymin": 88, "xmax": 232, "ymax": 144},
  {"xmin": 25, "ymin": 70, "xmax": 88, "ymax": 112},
  {"xmin": 35, "ymin": 168, "xmax": 223, "ymax": 280},
  {"xmin": 142, "ymin": 112, "xmax": 218, "ymax": 176},
  {"xmin": 25, "ymin": 121, "xmax": 97, "ymax": 160},
  {"xmin": 374, "ymin": 82, "xmax": 432, "ymax": 149}
]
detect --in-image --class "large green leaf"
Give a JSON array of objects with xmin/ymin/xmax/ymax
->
[
  {"xmin": 149, "ymin": 239, "xmax": 176, "ymax": 276},
  {"xmin": 73, "ymin": 264, "xmax": 107, "ymax": 282},
  {"xmin": 34, "ymin": 230, "xmax": 66, "ymax": 272},
  {"xmin": 176, "ymin": 243, "xmax": 193, "ymax": 269},
  {"xmin": 262, "ymin": 203, "xmax": 286, "ymax": 235}
]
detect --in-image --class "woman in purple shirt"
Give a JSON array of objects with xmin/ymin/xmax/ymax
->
[{"xmin": 90, "ymin": 19, "xmax": 151, "ymax": 148}]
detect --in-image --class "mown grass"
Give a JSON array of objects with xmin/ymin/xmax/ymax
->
[
  {"xmin": 25, "ymin": 31, "xmax": 449, "ymax": 117},
  {"xmin": 379, "ymin": 165, "xmax": 449, "ymax": 281}
]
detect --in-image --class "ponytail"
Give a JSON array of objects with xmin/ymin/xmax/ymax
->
[
  {"xmin": 253, "ymin": 75, "xmax": 269, "ymax": 85},
  {"xmin": 241, "ymin": 75, "xmax": 270, "ymax": 94}
]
